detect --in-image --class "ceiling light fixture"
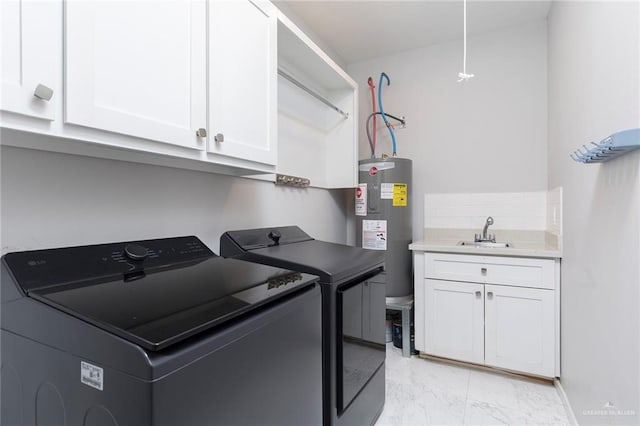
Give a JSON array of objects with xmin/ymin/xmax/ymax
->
[{"xmin": 457, "ymin": 0, "xmax": 475, "ymax": 82}]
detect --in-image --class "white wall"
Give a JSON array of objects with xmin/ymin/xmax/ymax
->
[
  {"xmin": 348, "ymin": 21, "xmax": 548, "ymax": 240},
  {"xmin": 0, "ymin": 145, "xmax": 349, "ymax": 254},
  {"xmin": 548, "ymin": 1, "xmax": 640, "ymax": 424}
]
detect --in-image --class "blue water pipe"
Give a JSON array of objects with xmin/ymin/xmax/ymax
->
[{"xmin": 377, "ymin": 72, "xmax": 397, "ymax": 155}]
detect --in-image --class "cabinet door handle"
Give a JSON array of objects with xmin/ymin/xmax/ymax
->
[
  {"xmin": 196, "ymin": 128, "xmax": 207, "ymax": 138},
  {"xmin": 475, "ymin": 291, "xmax": 481, "ymax": 298},
  {"xmin": 487, "ymin": 291, "xmax": 494, "ymax": 299},
  {"xmin": 214, "ymin": 133, "xmax": 224, "ymax": 143},
  {"xmin": 481, "ymin": 267, "xmax": 487, "ymax": 275},
  {"xmin": 33, "ymin": 84, "xmax": 53, "ymax": 101}
]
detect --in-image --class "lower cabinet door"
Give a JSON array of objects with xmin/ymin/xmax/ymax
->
[
  {"xmin": 484, "ymin": 284, "xmax": 555, "ymax": 377},
  {"xmin": 425, "ymin": 279, "xmax": 484, "ymax": 364}
]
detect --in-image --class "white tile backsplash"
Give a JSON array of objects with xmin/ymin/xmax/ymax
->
[{"xmin": 425, "ymin": 191, "xmax": 551, "ymax": 231}]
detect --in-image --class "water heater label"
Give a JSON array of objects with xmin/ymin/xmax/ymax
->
[
  {"xmin": 393, "ymin": 183, "xmax": 408, "ymax": 207},
  {"xmin": 380, "ymin": 183, "xmax": 394, "ymax": 199},
  {"xmin": 362, "ymin": 220, "xmax": 387, "ymax": 251},
  {"xmin": 81, "ymin": 361, "xmax": 104, "ymax": 391},
  {"xmin": 355, "ymin": 184, "xmax": 367, "ymax": 216}
]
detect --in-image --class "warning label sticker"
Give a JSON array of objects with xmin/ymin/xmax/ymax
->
[
  {"xmin": 393, "ymin": 183, "xmax": 408, "ymax": 207},
  {"xmin": 380, "ymin": 183, "xmax": 394, "ymax": 199},
  {"xmin": 362, "ymin": 220, "xmax": 387, "ymax": 251},
  {"xmin": 355, "ymin": 184, "xmax": 367, "ymax": 216},
  {"xmin": 81, "ymin": 361, "xmax": 104, "ymax": 391}
]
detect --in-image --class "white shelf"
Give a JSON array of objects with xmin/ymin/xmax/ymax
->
[
  {"xmin": 277, "ymin": 14, "xmax": 356, "ymax": 92},
  {"xmin": 275, "ymin": 11, "xmax": 358, "ymax": 189}
]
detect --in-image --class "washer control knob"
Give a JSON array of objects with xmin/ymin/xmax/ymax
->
[
  {"xmin": 268, "ymin": 231, "xmax": 281, "ymax": 246},
  {"xmin": 124, "ymin": 244, "xmax": 149, "ymax": 261}
]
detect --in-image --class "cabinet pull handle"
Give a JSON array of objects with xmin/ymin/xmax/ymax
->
[
  {"xmin": 481, "ymin": 267, "xmax": 487, "ymax": 275},
  {"xmin": 33, "ymin": 84, "xmax": 53, "ymax": 101},
  {"xmin": 214, "ymin": 133, "xmax": 224, "ymax": 143},
  {"xmin": 475, "ymin": 291, "xmax": 481, "ymax": 298},
  {"xmin": 196, "ymin": 128, "xmax": 207, "ymax": 138},
  {"xmin": 487, "ymin": 291, "xmax": 494, "ymax": 299}
]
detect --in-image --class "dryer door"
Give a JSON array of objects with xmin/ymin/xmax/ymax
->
[{"xmin": 336, "ymin": 274, "xmax": 386, "ymax": 413}]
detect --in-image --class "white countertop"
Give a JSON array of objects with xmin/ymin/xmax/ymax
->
[{"xmin": 409, "ymin": 229, "xmax": 562, "ymax": 259}]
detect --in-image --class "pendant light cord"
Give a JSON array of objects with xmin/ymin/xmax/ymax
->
[{"xmin": 458, "ymin": 0, "xmax": 474, "ymax": 82}]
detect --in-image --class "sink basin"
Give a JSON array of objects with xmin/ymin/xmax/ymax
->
[{"xmin": 457, "ymin": 241, "xmax": 514, "ymax": 248}]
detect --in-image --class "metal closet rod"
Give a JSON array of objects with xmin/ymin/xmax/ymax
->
[{"xmin": 278, "ymin": 68, "xmax": 349, "ymax": 119}]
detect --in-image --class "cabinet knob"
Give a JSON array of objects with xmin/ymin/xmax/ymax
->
[
  {"xmin": 33, "ymin": 84, "xmax": 53, "ymax": 101},
  {"xmin": 196, "ymin": 128, "xmax": 207, "ymax": 138},
  {"xmin": 481, "ymin": 267, "xmax": 487, "ymax": 275},
  {"xmin": 214, "ymin": 133, "xmax": 224, "ymax": 143},
  {"xmin": 475, "ymin": 291, "xmax": 481, "ymax": 298},
  {"xmin": 487, "ymin": 291, "xmax": 494, "ymax": 299}
]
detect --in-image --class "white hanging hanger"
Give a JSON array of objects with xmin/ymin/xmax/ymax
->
[{"xmin": 457, "ymin": 0, "xmax": 475, "ymax": 82}]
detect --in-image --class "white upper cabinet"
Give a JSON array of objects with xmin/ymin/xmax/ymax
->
[
  {"xmin": 64, "ymin": 0, "xmax": 207, "ymax": 150},
  {"xmin": 208, "ymin": 0, "xmax": 277, "ymax": 166},
  {"xmin": 1, "ymin": 0, "xmax": 59, "ymax": 120},
  {"xmin": 4, "ymin": 1, "xmax": 348, "ymax": 177}
]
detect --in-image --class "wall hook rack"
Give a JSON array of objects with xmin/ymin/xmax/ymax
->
[
  {"xmin": 275, "ymin": 174, "xmax": 310, "ymax": 188},
  {"xmin": 570, "ymin": 128, "xmax": 640, "ymax": 163}
]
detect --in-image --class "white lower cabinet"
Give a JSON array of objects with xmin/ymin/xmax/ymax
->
[
  {"xmin": 425, "ymin": 279, "xmax": 484, "ymax": 364},
  {"xmin": 417, "ymin": 252, "xmax": 560, "ymax": 378},
  {"xmin": 484, "ymin": 284, "xmax": 555, "ymax": 377}
]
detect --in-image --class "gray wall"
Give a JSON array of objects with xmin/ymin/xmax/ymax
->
[
  {"xmin": 347, "ymin": 20, "xmax": 548, "ymax": 240},
  {"xmin": 548, "ymin": 1, "xmax": 640, "ymax": 423},
  {"xmin": 1, "ymin": 145, "xmax": 349, "ymax": 254}
]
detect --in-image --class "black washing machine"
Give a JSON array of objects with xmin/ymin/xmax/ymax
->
[
  {"xmin": 1, "ymin": 236, "xmax": 323, "ymax": 426},
  {"xmin": 220, "ymin": 226, "xmax": 386, "ymax": 426}
]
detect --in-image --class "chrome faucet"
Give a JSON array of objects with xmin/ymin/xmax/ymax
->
[{"xmin": 475, "ymin": 216, "xmax": 495, "ymax": 242}]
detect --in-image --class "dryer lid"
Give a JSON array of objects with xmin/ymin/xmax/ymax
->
[{"xmin": 221, "ymin": 227, "xmax": 385, "ymax": 283}]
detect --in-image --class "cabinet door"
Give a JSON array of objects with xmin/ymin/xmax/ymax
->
[
  {"xmin": 208, "ymin": 0, "xmax": 277, "ymax": 165},
  {"xmin": 65, "ymin": 1, "xmax": 206, "ymax": 149},
  {"xmin": 485, "ymin": 284, "xmax": 555, "ymax": 377},
  {"xmin": 1, "ymin": 0, "xmax": 59, "ymax": 120},
  {"xmin": 425, "ymin": 279, "xmax": 484, "ymax": 364}
]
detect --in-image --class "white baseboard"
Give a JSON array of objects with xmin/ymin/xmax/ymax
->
[{"xmin": 554, "ymin": 378, "xmax": 578, "ymax": 425}]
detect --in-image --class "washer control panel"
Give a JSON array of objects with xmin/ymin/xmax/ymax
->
[{"xmin": 3, "ymin": 236, "xmax": 215, "ymax": 293}]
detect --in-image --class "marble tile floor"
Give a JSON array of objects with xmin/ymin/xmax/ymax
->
[{"xmin": 376, "ymin": 343, "xmax": 570, "ymax": 425}]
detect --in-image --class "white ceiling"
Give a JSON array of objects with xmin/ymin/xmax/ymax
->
[{"xmin": 275, "ymin": 0, "xmax": 552, "ymax": 64}]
